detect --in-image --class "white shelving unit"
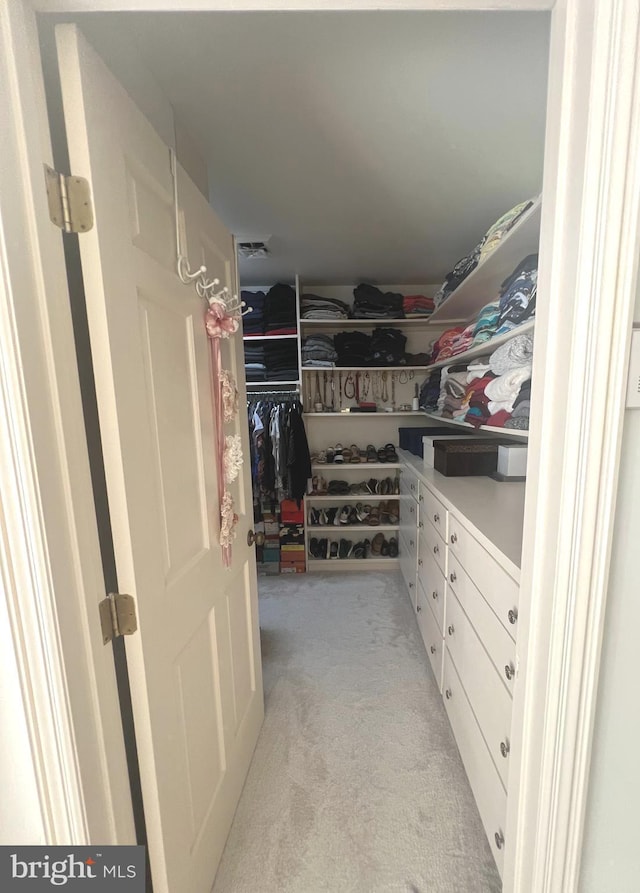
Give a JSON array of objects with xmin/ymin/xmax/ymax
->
[
  {"xmin": 422, "ymin": 319, "xmax": 535, "ymax": 372},
  {"xmin": 422, "ymin": 412, "xmax": 529, "ymax": 440}
]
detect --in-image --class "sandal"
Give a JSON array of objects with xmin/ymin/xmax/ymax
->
[
  {"xmin": 367, "ymin": 506, "xmax": 381, "ymax": 526},
  {"xmin": 386, "ymin": 500, "xmax": 399, "ymax": 524},
  {"xmin": 377, "ymin": 447, "xmax": 387, "ymax": 463},
  {"xmin": 349, "ymin": 444, "xmax": 361, "ymax": 463},
  {"xmin": 385, "ymin": 443, "xmax": 398, "ymax": 463},
  {"xmin": 388, "ymin": 537, "xmax": 399, "ymax": 558},
  {"xmin": 366, "ymin": 444, "xmax": 377, "ymax": 463}
]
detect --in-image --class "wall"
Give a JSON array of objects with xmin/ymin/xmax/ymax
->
[{"xmin": 579, "ymin": 273, "xmax": 640, "ymax": 891}]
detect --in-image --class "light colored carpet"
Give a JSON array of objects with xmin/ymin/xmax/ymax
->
[{"xmin": 212, "ymin": 572, "xmax": 501, "ymax": 893}]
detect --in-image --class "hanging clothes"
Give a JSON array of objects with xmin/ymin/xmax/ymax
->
[{"xmin": 247, "ymin": 396, "xmax": 311, "ymax": 505}]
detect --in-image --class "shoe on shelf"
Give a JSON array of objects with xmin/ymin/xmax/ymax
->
[
  {"xmin": 385, "ymin": 443, "xmax": 399, "ymax": 463},
  {"xmin": 366, "ymin": 444, "xmax": 377, "ymax": 463},
  {"xmin": 338, "ymin": 538, "xmax": 354, "ymax": 559},
  {"xmin": 381, "ymin": 537, "xmax": 390, "ymax": 557},
  {"xmin": 333, "ymin": 444, "xmax": 344, "ymax": 463},
  {"xmin": 312, "ymin": 450, "xmax": 327, "ymax": 464},
  {"xmin": 355, "ymin": 502, "xmax": 369, "ymax": 523},
  {"xmin": 328, "ymin": 479, "xmax": 349, "ymax": 495},
  {"xmin": 318, "ymin": 476, "xmax": 328, "ymax": 495},
  {"xmin": 393, "ymin": 475, "xmax": 400, "ymax": 495},
  {"xmin": 311, "ymin": 474, "xmax": 319, "ymax": 493},
  {"xmin": 388, "ymin": 537, "xmax": 399, "ymax": 558},
  {"xmin": 367, "ymin": 506, "xmax": 381, "ymax": 526},
  {"xmin": 379, "ymin": 478, "xmax": 389, "ymax": 496},
  {"xmin": 353, "ymin": 541, "xmax": 365, "ymax": 558},
  {"xmin": 329, "ymin": 541, "xmax": 339, "ymax": 559},
  {"xmin": 368, "ymin": 478, "xmax": 380, "ymax": 495},
  {"xmin": 363, "ymin": 538, "xmax": 372, "ymax": 559},
  {"xmin": 321, "ymin": 538, "xmax": 329, "ymax": 559},
  {"xmin": 379, "ymin": 501, "xmax": 389, "ymax": 524},
  {"xmin": 348, "ymin": 507, "xmax": 359, "ymax": 525},
  {"xmin": 371, "ymin": 532, "xmax": 385, "ymax": 555},
  {"xmin": 308, "ymin": 507, "xmax": 319, "ymax": 525},
  {"xmin": 386, "ymin": 500, "xmax": 400, "ymax": 524},
  {"xmin": 377, "ymin": 447, "xmax": 387, "ymax": 462},
  {"xmin": 326, "ymin": 447, "xmax": 335, "ymax": 464},
  {"xmin": 309, "ymin": 537, "xmax": 319, "ymax": 558},
  {"xmin": 339, "ymin": 505, "xmax": 351, "ymax": 525}
]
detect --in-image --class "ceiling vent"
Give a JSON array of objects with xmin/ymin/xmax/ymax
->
[{"xmin": 237, "ymin": 241, "xmax": 270, "ymax": 259}]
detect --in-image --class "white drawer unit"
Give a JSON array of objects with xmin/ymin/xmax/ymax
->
[
  {"xmin": 448, "ymin": 511, "xmax": 519, "ymax": 639},
  {"xmin": 446, "ymin": 592, "xmax": 513, "ymax": 787},
  {"xmin": 416, "ymin": 584, "xmax": 443, "ymax": 691},
  {"xmin": 400, "ymin": 468, "xmax": 420, "ymax": 503},
  {"xmin": 443, "ymin": 652, "xmax": 507, "ymax": 878},
  {"xmin": 399, "ymin": 530, "xmax": 417, "ymax": 606},
  {"xmin": 419, "ymin": 516, "xmax": 446, "ymax": 577},
  {"xmin": 448, "ymin": 553, "xmax": 516, "ymax": 692},
  {"xmin": 419, "ymin": 485, "xmax": 447, "ymax": 541},
  {"xmin": 399, "ymin": 496, "xmax": 419, "ymax": 545},
  {"xmin": 417, "ymin": 548, "xmax": 446, "ymax": 633}
]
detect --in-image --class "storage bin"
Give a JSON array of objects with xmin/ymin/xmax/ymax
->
[
  {"xmin": 433, "ymin": 439, "xmax": 500, "ymax": 477},
  {"xmin": 399, "ymin": 426, "xmax": 466, "ymax": 458}
]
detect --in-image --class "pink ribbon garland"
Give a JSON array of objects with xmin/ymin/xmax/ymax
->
[{"xmin": 205, "ymin": 304, "xmax": 240, "ymax": 568}]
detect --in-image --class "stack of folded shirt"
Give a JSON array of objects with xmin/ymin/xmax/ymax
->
[
  {"xmin": 438, "ymin": 365, "xmax": 469, "ymax": 418},
  {"xmin": 494, "ymin": 255, "xmax": 538, "ymax": 336},
  {"xmin": 403, "ymin": 294, "xmax": 434, "ymax": 317},
  {"xmin": 505, "ymin": 378, "xmax": 532, "ymax": 430},
  {"xmin": 419, "ymin": 369, "xmax": 443, "ymax": 413},
  {"xmin": 448, "ymin": 324, "xmax": 475, "ymax": 357},
  {"xmin": 464, "ymin": 376, "xmax": 495, "ymax": 427},
  {"xmin": 264, "ymin": 341, "xmax": 299, "ymax": 381},
  {"xmin": 244, "ymin": 343, "xmax": 266, "ymax": 381},
  {"xmin": 370, "ymin": 328, "xmax": 407, "ymax": 366},
  {"xmin": 429, "ymin": 327, "xmax": 466, "ymax": 363},
  {"xmin": 489, "ymin": 332, "xmax": 534, "ymax": 375},
  {"xmin": 242, "ymin": 290, "xmax": 266, "ymax": 336},
  {"xmin": 471, "ymin": 302, "xmax": 501, "ymax": 345},
  {"xmin": 301, "ymin": 294, "xmax": 351, "ymax": 320},
  {"xmin": 485, "ymin": 366, "xmax": 532, "ymax": 416},
  {"xmin": 477, "ymin": 199, "xmax": 535, "ymax": 264},
  {"xmin": 352, "ymin": 284, "xmax": 404, "ymax": 319},
  {"xmin": 334, "ymin": 332, "xmax": 372, "ymax": 366},
  {"xmin": 433, "ymin": 246, "xmax": 483, "ymax": 310},
  {"xmin": 302, "ymin": 334, "xmax": 337, "ymax": 367},
  {"xmin": 264, "ymin": 283, "xmax": 297, "ymax": 335}
]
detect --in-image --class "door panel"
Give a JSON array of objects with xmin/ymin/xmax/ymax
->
[{"xmin": 56, "ymin": 24, "xmax": 263, "ymax": 893}]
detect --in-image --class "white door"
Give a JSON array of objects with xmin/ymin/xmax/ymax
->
[{"xmin": 56, "ymin": 24, "xmax": 263, "ymax": 893}]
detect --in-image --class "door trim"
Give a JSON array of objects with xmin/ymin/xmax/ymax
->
[{"xmin": 5, "ymin": 1, "xmax": 640, "ymax": 890}]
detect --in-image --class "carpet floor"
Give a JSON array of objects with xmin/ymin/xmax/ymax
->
[{"xmin": 211, "ymin": 572, "xmax": 502, "ymax": 893}]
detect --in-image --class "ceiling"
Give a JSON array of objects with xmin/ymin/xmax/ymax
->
[{"xmin": 43, "ymin": 11, "xmax": 550, "ymax": 286}]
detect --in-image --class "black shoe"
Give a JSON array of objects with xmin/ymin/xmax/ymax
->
[
  {"xmin": 363, "ymin": 538, "xmax": 371, "ymax": 559},
  {"xmin": 353, "ymin": 541, "xmax": 365, "ymax": 558},
  {"xmin": 309, "ymin": 537, "xmax": 319, "ymax": 558},
  {"xmin": 381, "ymin": 538, "xmax": 390, "ymax": 557},
  {"xmin": 388, "ymin": 537, "xmax": 399, "ymax": 558},
  {"xmin": 338, "ymin": 538, "xmax": 353, "ymax": 559},
  {"xmin": 319, "ymin": 538, "xmax": 329, "ymax": 559},
  {"xmin": 329, "ymin": 541, "xmax": 339, "ymax": 559}
]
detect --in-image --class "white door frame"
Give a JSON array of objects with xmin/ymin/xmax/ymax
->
[{"xmin": 3, "ymin": 0, "xmax": 640, "ymax": 890}]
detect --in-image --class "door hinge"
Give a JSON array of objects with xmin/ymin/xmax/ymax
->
[
  {"xmin": 44, "ymin": 164, "xmax": 94, "ymax": 234},
  {"xmin": 99, "ymin": 592, "xmax": 138, "ymax": 645}
]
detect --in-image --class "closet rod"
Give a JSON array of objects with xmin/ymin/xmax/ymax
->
[{"xmin": 247, "ymin": 388, "xmax": 300, "ymax": 399}]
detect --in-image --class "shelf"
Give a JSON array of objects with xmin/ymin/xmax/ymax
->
[
  {"xmin": 300, "ymin": 318, "xmax": 437, "ymax": 328},
  {"xmin": 304, "ymin": 411, "xmax": 421, "ymax": 418},
  {"xmin": 306, "ymin": 494, "xmax": 399, "ymax": 502},
  {"xmin": 302, "ymin": 365, "xmax": 428, "ymax": 373},
  {"xmin": 311, "ymin": 462, "xmax": 400, "ymax": 471},
  {"xmin": 428, "ymin": 197, "xmax": 541, "ymax": 325},
  {"xmin": 422, "ymin": 412, "xmax": 529, "ymax": 440},
  {"xmin": 307, "ymin": 558, "xmax": 400, "ymax": 571},
  {"xmin": 423, "ymin": 320, "xmax": 535, "ymax": 372},
  {"xmin": 243, "ymin": 334, "xmax": 298, "ymax": 341},
  {"xmin": 246, "ymin": 380, "xmax": 300, "ymax": 387},
  {"xmin": 308, "ymin": 524, "xmax": 399, "ymax": 533}
]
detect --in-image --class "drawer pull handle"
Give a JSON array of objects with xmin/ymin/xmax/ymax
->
[
  {"xmin": 430, "ymin": 645, "xmax": 436, "ymax": 654},
  {"xmin": 508, "ymin": 608, "xmax": 519, "ymax": 625},
  {"xmin": 410, "ymin": 484, "xmax": 415, "ymax": 491},
  {"xmin": 416, "ymin": 604, "xmax": 422, "ymax": 613},
  {"xmin": 495, "ymin": 831, "xmax": 505, "ymax": 850},
  {"xmin": 433, "ymin": 545, "xmax": 439, "ymax": 555},
  {"xmin": 450, "ymin": 533, "xmax": 458, "ymax": 544},
  {"xmin": 409, "ymin": 582, "xmax": 414, "ymax": 589},
  {"xmin": 445, "ymin": 688, "xmax": 452, "ymax": 700},
  {"xmin": 447, "ymin": 624, "xmax": 455, "ymax": 636},
  {"xmin": 410, "ymin": 539, "xmax": 415, "ymax": 547},
  {"xmin": 410, "ymin": 507, "xmax": 415, "ymax": 515},
  {"xmin": 500, "ymin": 739, "xmax": 510, "ymax": 759},
  {"xmin": 433, "ymin": 513, "xmax": 439, "ymax": 523},
  {"xmin": 418, "ymin": 521, "xmax": 424, "ymax": 529},
  {"xmin": 505, "ymin": 663, "xmax": 515, "ymax": 681},
  {"xmin": 418, "ymin": 559, "xmax": 423, "ymax": 567},
  {"xmin": 431, "ymin": 591, "xmax": 438, "ymax": 600},
  {"xmin": 419, "ymin": 494, "xmax": 424, "ymax": 502},
  {"xmin": 449, "ymin": 571, "xmax": 456, "ymax": 583}
]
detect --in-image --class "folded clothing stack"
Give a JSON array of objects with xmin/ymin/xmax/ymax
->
[
  {"xmin": 334, "ymin": 331, "xmax": 372, "ymax": 366},
  {"xmin": 301, "ymin": 294, "xmax": 351, "ymax": 320},
  {"xmin": 353, "ymin": 284, "xmax": 404, "ymax": 319},
  {"xmin": 429, "ymin": 327, "xmax": 466, "ymax": 363},
  {"xmin": 439, "ymin": 365, "xmax": 469, "ymax": 418},
  {"xmin": 242, "ymin": 290, "xmax": 266, "ymax": 336},
  {"xmin": 403, "ymin": 294, "xmax": 435, "ymax": 317},
  {"xmin": 418, "ymin": 369, "xmax": 443, "ymax": 413},
  {"xmin": 494, "ymin": 255, "xmax": 538, "ymax": 336},
  {"xmin": 370, "ymin": 327, "xmax": 407, "ymax": 366},
  {"xmin": 264, "ymin": 283, "xmax": 297, "ymax": 335},
  {"xmin": 244, "ymin": 343, "xmax": 266, "ymax": 381},
  {"xmin": 471, "ymin": 302, "xmax": 501, "ymax": 345},
  {"xmin": 302, "ymin": 334, "xmax": 337, "ymax": 367},
  {"xmin": 264, "ymin": 341, "xmax": 299, "ymax": 381}
]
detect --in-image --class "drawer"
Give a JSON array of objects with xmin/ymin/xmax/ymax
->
[
  {"xmin": 449, "ymin": 553, "xmax": 516, "ymax": 690},
  {"xmin": 399, "ymin": 497, "xmax": 419, "ymax": 544},
  {"xmin": 400, "ymin": 468, "xmax": 420, "ymax": 503},
  {"xmin": 419, "ymin": 518, "xmax": 446, "ymax": 577},
  {"xmin": 443, "ymin": 652, "xmax": 507, "ymax": 877},
  {"xmin": 417, "ymin": 549, "xmax": 446, "ymax": 633},
  {"xmin": 416, "ymin": 584, "xmax": 443, "ymax": 691},
  {"xmin": 399, "ymin": 530, "xmax": 417, "ymax": 605},
  {"xmin": 446, "ymin": 592, "xmax": 513, "ymax": 787},
  {"xmin": 448, "ymin": 511, "xmax": 519, "ymax": 637},
  {"xmin": 418, "ymin": 485, "xmax": 447, "ymax": 540}
]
